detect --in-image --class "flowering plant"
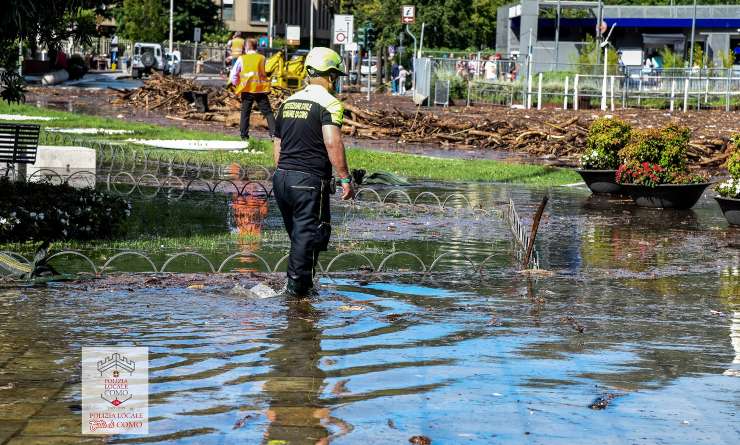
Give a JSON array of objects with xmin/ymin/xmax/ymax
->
[
  {"xmin": 716, "ymin": 177, "xmax": 740, "ymax": 199},
  {"xmin": 616, "ymin": 162, "xmax": 664, "ymax": 187},
  {"xmin": 580, "ymin": 117, "xmax": 631, "ymax": 169},
  {"xmin": 0, "ymin": 178, "xmax": 130, "ymax": 242},
  {"xmin": 616, "ymin": 124, "xmax": 706, "ymax": 186},
  {"xmin": 717, "ymin": 136, "xmax": 740, "ymax": 198}
]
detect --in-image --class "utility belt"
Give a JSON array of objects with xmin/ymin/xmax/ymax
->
[{"xmin": 276, "ymin": 168, "xmax": 336, "ymax": 194}]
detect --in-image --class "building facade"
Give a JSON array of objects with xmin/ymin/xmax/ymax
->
[
  {"xmin": 216, "ymin": 0, "xmax": 337, "ymax": 46},
  {"xmin": 496, "ymin": 0, "xmax": 740, "ymax": 72}
]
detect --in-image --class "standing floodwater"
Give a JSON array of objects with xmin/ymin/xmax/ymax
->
[{"xmin": 1, "ymin": 184, "xmax": 739, "ymax": 444}]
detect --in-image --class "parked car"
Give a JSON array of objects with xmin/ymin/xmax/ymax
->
[
  {"xmin": 131, "ymin": 43, "xmax": 181, "ymax": 78},
  {"xmin": 359, "ymin": 57, "xmax": 378, "ymax": 75}
]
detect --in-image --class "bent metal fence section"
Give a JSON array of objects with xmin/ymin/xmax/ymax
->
[
  {"xmin": 0, "ymin": 194, "xmax": 542, "ymax": 279},
  {"xmin": 0, "ymin": 248, "xmax": 534, "ymax": 280}
]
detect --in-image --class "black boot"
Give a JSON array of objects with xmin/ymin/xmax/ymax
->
[{"xmin": 279, "ymin": 277, "xmax": 317, "ymax": 299}]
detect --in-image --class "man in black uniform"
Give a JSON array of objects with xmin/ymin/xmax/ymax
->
[{"xmin": 272, "ymin": 47, "xmax": 354, "ymax": 297}]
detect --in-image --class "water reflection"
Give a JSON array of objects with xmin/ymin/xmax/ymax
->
[{"xmin": 262, "ymin": 302, "xmax": 330, "ymax": 444}]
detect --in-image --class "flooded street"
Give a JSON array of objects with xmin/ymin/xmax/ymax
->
[{"xmin": 1, "ymin": 182, "xmax": 739, "ymax": 444}]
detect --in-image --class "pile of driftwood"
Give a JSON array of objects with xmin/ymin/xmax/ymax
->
[
  {"xmin": 113, "ymin": 73, "xmax": 287, "ymax": 126},
  {"xmin": 342, "ymin": 103, "xmax": 589, "ymax": 162},
  {"xmin": 114, "ymin": 75, "xmax": 733, "ymax": 169},
  {"xmin": 341, "ymin": 103, "xmax": 734, "ymax": 168}
]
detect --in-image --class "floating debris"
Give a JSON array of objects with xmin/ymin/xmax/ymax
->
[
  {"xmin": 589, "ymin": 393, "xmax": 622, "ymax": 410},
  {"xmin": 561, "ymin": 316, "xmax": 586, "ymax": 333}
]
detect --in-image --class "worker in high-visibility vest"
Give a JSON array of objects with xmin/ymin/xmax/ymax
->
[
  {"xmin": 229, "ymin": 38, "xmax": 275, "ymax": 142},
  {"xmin": 227, "ymin": 32, "xmax": 245, "ymax": 66}
]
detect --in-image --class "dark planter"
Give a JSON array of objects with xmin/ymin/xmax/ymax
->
[
  {"xmin": 620, "ymin": 183, "xmax": 711, "ymax": 209},
  {"xmin": 576, "ymin": 169, "xmax": 623, "ymax": 195},
  {"xmin": 715, "ymin": 196, "xmax": 740, "ymax": 226}
]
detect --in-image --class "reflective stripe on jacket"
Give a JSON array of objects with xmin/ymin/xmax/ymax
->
[{"xmin": 235, "ymin": 53, "xmax": 271, "ymax": 95}]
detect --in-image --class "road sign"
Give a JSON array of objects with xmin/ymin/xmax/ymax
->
[
  {"xmin": 193, "ymin": 27, "xmax": 201, "ymax": 43},
  {"xmin": 286, "ymin": 25, "xmax": 301, "ymax": 46},
  {"xmin": 333, "ymin": 14, "xmax": 354, "ymax": 46},
  {"xmin": 258, "ymin": 36, "xmax": 269, "ymax": 48},
  {"xmin": 401, "ymin": 5, "xmax": 416, "ymax": 24}
]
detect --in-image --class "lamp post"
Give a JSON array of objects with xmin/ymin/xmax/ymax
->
[
  {"xmin": 688, "ymin": 0, "xmax": 697, "ymax": 70},
  {"xmin": 269, "ymin": 0, "xmax": 274, "ymax": 47},
  {"xmin": 554, "ymin": 0, "xmax": 561, "ymax": 71},
  {"xmin": 168, "ymin": 0, "xmax": 174, "ymax": 55},
  {"xmin": 310, "ymin": 0, "xmax": 315, "ymax": 49},
  {"xmin": 600, "ymin": 23, "xmax": 616, "ymax": 111}
]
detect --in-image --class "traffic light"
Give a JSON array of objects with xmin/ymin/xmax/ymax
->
[
  {"xmin": 356, "ymin": 24, "xmax": 366, "ymax": 49},
  {"xmin": 366, "ymin": 22, "xmax": 376, "ymax": 48}
]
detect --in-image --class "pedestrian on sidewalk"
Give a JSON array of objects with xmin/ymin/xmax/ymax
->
[
  {"xmin": 110, "ymin": 34, "xmax": 119, "ymax": 70},
  {"xmin": 398, "ymin": 65, "xmax": 409, "ymax": 95},
  {"xmin": 230, "ymin": 38, "xmax": 275, "ymax": 142},
  {"xmin": 272, "ymin": 47, "xmax": 355, "ymax": 298},
  {"xmin": 391, "ymin": 61, "xmax": 400, "ymax": 95}
]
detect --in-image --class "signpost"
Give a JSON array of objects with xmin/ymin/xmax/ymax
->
[
  {"xmin": 401, "ymin": 5, "xmax": 416, "ymax": 24},
  {"xmin": 286, "ymin": 25, "xmax": 301, "ymax": 46},
  {"xmin": 193, "ymin": 28, "xmax": 201, "ymax": 75},
  {"xmin": 333, "ymin": 14, "xmax": 354, "ymax": 46}
]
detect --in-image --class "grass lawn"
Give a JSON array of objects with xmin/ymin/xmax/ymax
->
[{"xmin": 0, "ymin": 101, "xmax": 580, "ymax": 185}]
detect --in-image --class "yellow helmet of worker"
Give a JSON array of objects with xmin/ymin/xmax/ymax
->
[{"xmin": 304, "ymin": 47, "xmax": 347, "ymax": 76}]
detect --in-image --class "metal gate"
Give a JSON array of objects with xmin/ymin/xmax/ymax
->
[
  {"xmin": 413, "ymin": 57, "xmax": 432, "ymax": 105},
  {"xmin": 434, "ymin": 79, "xmax": 450, "ymax": 107}
]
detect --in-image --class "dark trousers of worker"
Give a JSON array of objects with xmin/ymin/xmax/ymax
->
[
  {"xmin": 272, "ymin": 169, "xmax": 331, "ymax": 293},
  {"xmin": 240, "ymin": 92, "xmax": 276, "ymax": 139}
]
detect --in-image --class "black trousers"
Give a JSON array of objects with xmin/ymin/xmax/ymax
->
[
  {"xmin": 240, "ymin": 92, "xmax": 276, "ymax": 139},
  {"xmin": 272, "ymin": 169, "xmax": 331, "ymax": 290}
]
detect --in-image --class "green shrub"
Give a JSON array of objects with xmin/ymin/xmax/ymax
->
[
  {"xmin": 727, "ymin": 135, "xmax": 740, "ymax": 178},
  {"xmin": 659, "ymin": 123, "xmax": 691, "ymax": 172},
  {"xmin": 619, "ymin": 124, "xmax": 690, "ymax": 173},
  {"xmin": 581, "ymin": 117, "xmax": 632, "ymax": 169},
  {"xmin": 0, "ymin": 179, "xmax": 130, "ymax": 242}
]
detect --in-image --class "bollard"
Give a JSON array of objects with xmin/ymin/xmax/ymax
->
[
  {"xmin": 563, "ymin": 76, "xmax": 569, "ymax": 110},
  {"xmin": 670, "ymin": 79, "xmax": 676, "ymax": 112},
  {"xmin": 683, "ymin": 76, "xmax": 690, "ymax": 112},
  {"xmin": 573, "ymin": 74, "xmax": 579, "ymax": 111},
  {"xmin": 726, "ymin": 70, "xmax": 732, "ymax": 112},
  {"xmin": 610, "ymin": 76, "xmax": 615, "ymax": 111},
  {"xmin": 537, "ymin": 73, "xmax": 543, "ymax": 110}
]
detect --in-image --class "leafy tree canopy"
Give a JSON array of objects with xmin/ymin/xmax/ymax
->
[{"xmin": 115, "ymin": 0, "xmax": 220, "ymax": 43}]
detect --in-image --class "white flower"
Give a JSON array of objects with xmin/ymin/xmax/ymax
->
[
  {"xmin": 0, "ymin": 217, "xmax": 7, "ymax": 225},
  {"xmin": 38, "ymin": 213, "xmax": 44, "ymax": 220},
  {"xmin": 30, "ymin": 212, "xmax": 37, "ymax": 218}
]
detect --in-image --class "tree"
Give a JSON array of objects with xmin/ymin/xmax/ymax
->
[
  {"xmin": 343, "ymin": 0, "xmax": 505, "ymax": 51},
  {"xmin": 115, "ymin": 0, "xmax": 220, "ymax": 43},
  {"xmin": 0, "ymin": 1, "xmax": 103, "ymax": 69},
  {"xmin": 170, "ymin": 0, "xmax": 220, "ymax": 42},
  {"xmin": 116, "ymin": 0, "xmax": 167, "ymax": 42}
]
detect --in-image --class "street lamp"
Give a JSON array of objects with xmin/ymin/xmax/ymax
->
[
  {"xmin": 269, "ymin": 0, "xmax": 274, "ymax": 48},
  {"xmin": 688, "ymin": 0, "xmax": 697, "ymax": 70},
  {"xmin": 168, "ymin": 0, "xmax": 174, "ymax": 55},
  {"xmin": 600, "ymin": 23, "xmax": 616, "ymax": 111}
]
